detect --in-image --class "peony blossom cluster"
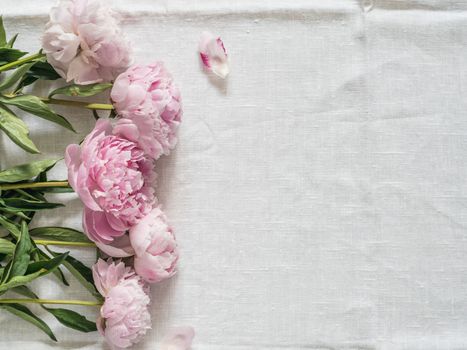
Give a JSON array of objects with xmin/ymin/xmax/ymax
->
[
  {"xmin": 51, "ymin": 0, "xmax": 185, "ymax": 348},
  {"xmin": 66, "ymin": 61, "xmax": 182, "ymax": 284},
  {"xmin": 65, "ymin": 74, "xmax": 182, "ymax": 347},
  {"xmin": 64, "ymin": 62, "xmax": 182, "ymax": 349}
]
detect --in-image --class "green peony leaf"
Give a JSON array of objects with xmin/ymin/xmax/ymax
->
[
  {"xmin": 0, "ymin": 105, "xmax": 39, "ymax": 153},
  {"xmin": 0, "ymin": 158, "xmax": 59, "ymax": 183},
  {"xmin": 0, "ymin": 238, "xmax": 14, "ymax": 255},
  {"xmin": 0, "ymin": 303, "xmax": 57, "ymax": 341},
  {"xmin": 0, "ymin": 47, "xmax": 27, "ymax": 63},
  {"xmin": 0, "ymin": 62, "xmax": 34, "ymax": 92},
  {"xmin": 49, "ymin": 82, "xmax": 112, "ymax": 98},
  {"xmin": 12, "ymin": 286, "xmax": 95, "ymax": 333},
  {"xmin": 35, "ymin": 249, "xmax": 69, "ymax": 286},
  {"xmin": 25, "ymin": 251, "xmax": 69, "ymax": 275},
  {"xmin": 14, "ymin": 61, "xmax": 61, "ymax": 92},
  {"xmin": 6, "ymin": 33, "xmax": 18, "ymax": 49},
  {"xmin": 44, "ymin": 307, "xmax": 97, "ymax": 333},
  {"xmin": 26, "ymin": 61, "xmax": 61, "ymax": 80},
  {"xmin": 0, "ymin": 215, "xmax": 20, "ymax": 238},
  {"xmin": 11, "ymin": 285, "xmax": 37, "ymax": 298},
  {"xmin": 1, "ymin": 198, "xmax": 64, "ymax": 211},
  {"xmin": 47, "ymin": 248, "xmax": 102, "ymax": 301},
  {"xmin": 0, "ymin": 252, "xmax": 68, "ymax": 292},
  {"xmin": 0, "ymin": 16, "xmax": 6, "ymax": 47},
  {"xmin": 29, "ymin": 227, "xmax": 91, "ymax": 243},
  {"xmin": 0, "ymin": 95, "xmax": 75, "ymax": 132},
  {"xmin": 1, "ymin": 221, "xmax": 31, "ymax": 282}
]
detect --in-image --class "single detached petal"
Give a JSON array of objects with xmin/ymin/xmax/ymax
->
[
  {"xmin": 160, "ymin": 326, "xmax": 195, "ymax": 350},
  {"xmin": 199, "ymin": 31, "xmax": 229, "ymax": 79}
]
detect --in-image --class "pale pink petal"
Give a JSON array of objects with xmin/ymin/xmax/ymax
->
[
  {"xmin": 83, "ymin": 208, "xmax": 123, "ymax": 244},
  {"xmin": 96, "ymin": 236, "xmax": 135, "ymax": 258},
  {"xmin": 160, "ymin": 327, "xmax": 195, "ymax": 350},
  {"xmin": 92, "ymin": 258, "xmax": 131, "ymax": 296},
  {"xmin": 67, "ymin": 55, "xmax": 101, "ymax": 84},
  {"xmin": 64, "ymin": 144, "xmax": 81, "ymax": 190},
  {"xmin": 112, "ymin": 119, "xmax": 140, "ymax": 141},
  {"xmin": 199, "ymin": 31, "xmax": 229, "ymax": 79},
  {"xmin": 42, "ymin": 24, "xmax": 80, "ymax": 63},
  {"xmin": 105, "ymin": 212, "xmax": 128, "ymax": 232},
  {"xmin": 75, "ymin": 165, "xmax": 101, "ymax": 212},
  {"xmin": 111, "ymin": 76, "xmax": 130, "ymax": 103}
]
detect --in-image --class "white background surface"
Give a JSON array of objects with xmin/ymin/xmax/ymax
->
[{"xmin": 1, "ymin": 0, "xmax": 467, "ymax": 349}]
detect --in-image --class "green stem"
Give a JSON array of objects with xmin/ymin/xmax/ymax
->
[
  {"xmin": 44, "ymin": 97, "xmax": 114, "ymax": 110},
  {"xmin": 0, "ymin": 181, "xmax": 69, "ymax": 191},
  {"xmin": 0, "ymin": 52, "xmax": 45, "ymax": 73},
  {"xmin": 3, "ymin": 93, "xmax": 114, "ymax": 111},
  {"xmin": 33, "ymin": 239, "xmax": 95, "ymax": 248},
  {"xmin": 0, "ymin": 298, "xmax": 101, "ymax": 306},
  {"xmin": 13, "ymin": 189, "xmax": 39, "ymax": 200}
]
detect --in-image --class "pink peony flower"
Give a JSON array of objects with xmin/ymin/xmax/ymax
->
[
  {"xmin": 65, "ymin": 119, "xmax": 156, "ymax": 245},
  {"xmin": 111, "ymin": 62, "xmax": 182, "ymax": 160},
  {"xmin": 130, "ymin": 206, "xmax": 179, "ymax": 283},
  {"xmin": 199, "ymin": 31, "xmax": 229, "ymax": 79},
  {"xmin": 160, "ymin": 327, "xmax": 195, "ymax": 350},
  {"xmin": 93, "ymin": 259, "xmax": 151, "ymax": 349},
  {"xmin": 42, "ymin": 0, "xmax": 131, "ymax": 84}
]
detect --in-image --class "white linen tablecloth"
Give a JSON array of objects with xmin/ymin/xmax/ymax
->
[{"xmin": 0, "ymin": 0, "xmax": 467, "ymax": 349}]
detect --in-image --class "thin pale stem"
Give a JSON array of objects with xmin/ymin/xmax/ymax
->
[
  {"xmin": 2, "ymin": 93, "xmax": 114, "ymax": 110},
  {"xmin": 44, "ymin": 97, "xmax": 114, "ymax": 110},
  {"xmin": 0, "ymin": 181, "xmax": 69, "ymax": 191},
  {"xmin": 0, "ymin": 298, "xmax": 102, "ymax": 306},
  {"xmin": 0, "ymin": 52, "xmax": 45, "ymax": 73},
  {"xmin": 34, "ymin": 239, "xmax": 95, "ymax": 247}
]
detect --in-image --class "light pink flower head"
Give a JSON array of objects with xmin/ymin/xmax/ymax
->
[
  {"xmin": 111, "ymin": 62, "xmax": 182, "ymax": 160},
  {"xmin": 42, "ymin": 0, "xmax": 131, "ymax": 84},
  {"xmin": 199, "ymin": 31, "xmax": 229, "ymax": 79},
  {"xmin": 93, "ymin": 259, "xmax": 151, "ymax": 349},
  {"xmin": 130, "ymin": 206, "xmax": 178, "ymax": 283},
  {"xmin": 65, "ymin": 119, "xmax": 156, "ymax": 245}
]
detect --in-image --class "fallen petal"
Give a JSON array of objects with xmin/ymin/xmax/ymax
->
[
  {"xmin": 160, "ymin": 326, "xmax": 195, "ymax": 350},
  {"xmin": 199, "ymin": 31, "xmax": 229, "ymax": 79}
]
